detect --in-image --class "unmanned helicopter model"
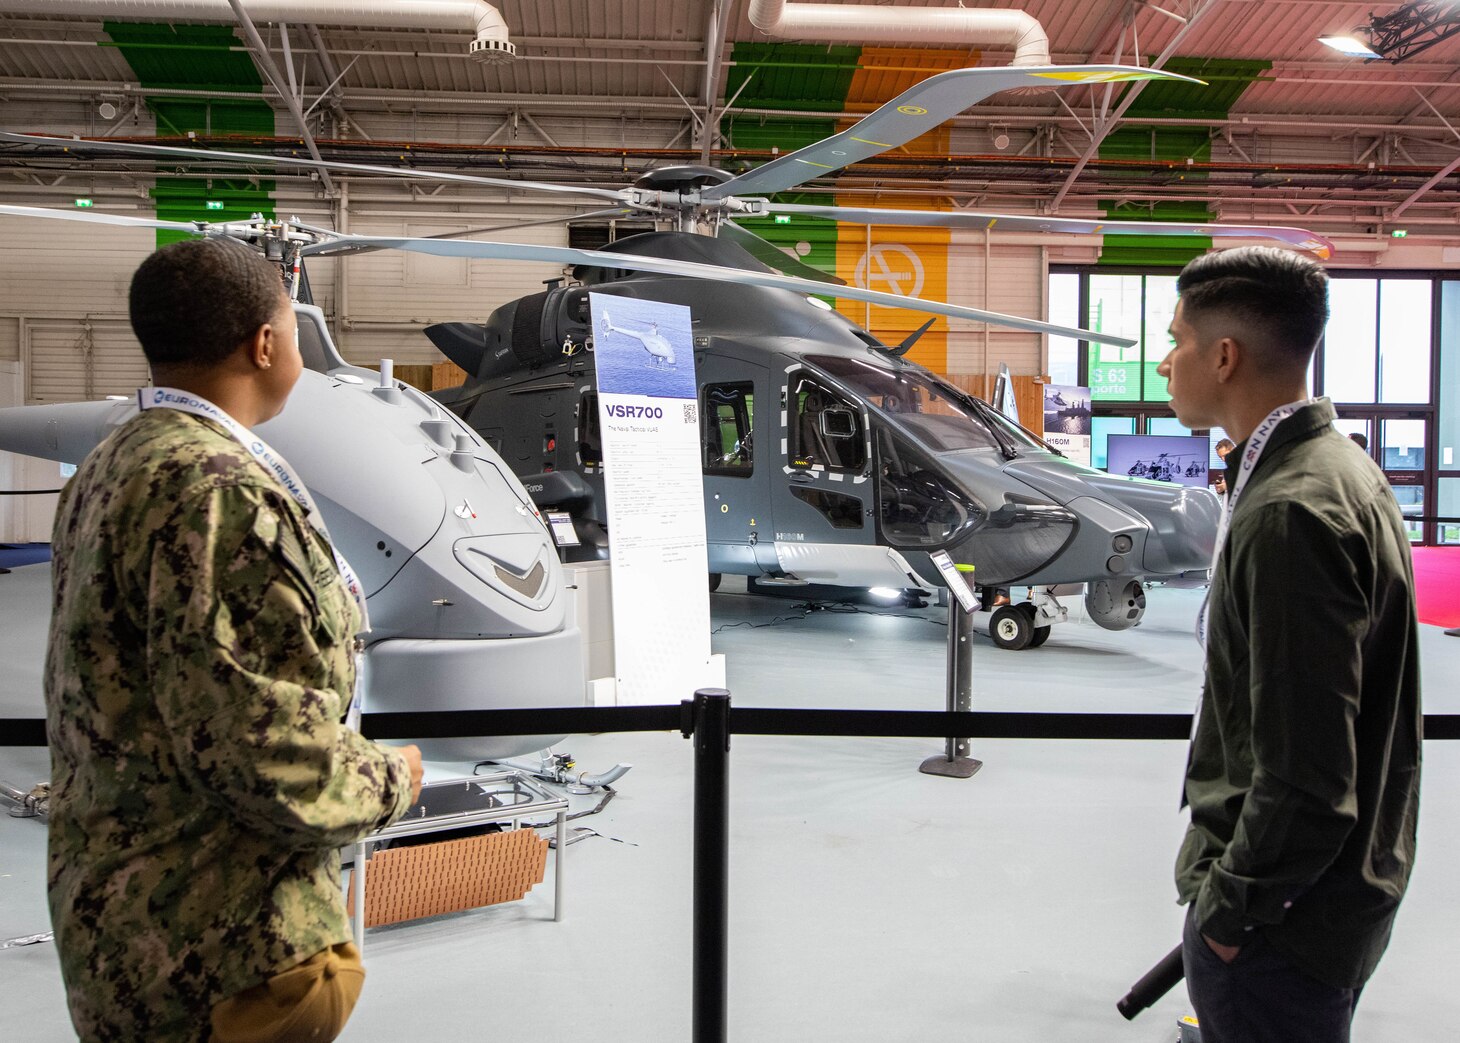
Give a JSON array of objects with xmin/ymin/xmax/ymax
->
[{"xmin": 1, "ymin": 62, "xmax": 1330, "ymax": 650}]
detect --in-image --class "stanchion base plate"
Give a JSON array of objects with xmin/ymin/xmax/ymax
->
[
  {"xmin": 1446, "ymin": 627, "xmax": 1459, "ymax": 638},
  {"xmin": 918, "ymin": 755, "xmax": 983, "ymax": 779}
]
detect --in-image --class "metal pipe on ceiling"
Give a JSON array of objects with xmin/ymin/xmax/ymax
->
[
  {"xmin": 747, "ymin": 0, "xmax": 1050, "ymax": 65},
  {"xmin": 0, "ymin": 0, "xmax": 516, "ymax": 62}
]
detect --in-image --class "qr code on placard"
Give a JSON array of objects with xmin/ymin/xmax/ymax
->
[{"xmin": 682, "ymin": 402, "xmax": 698, "ymax": 424}]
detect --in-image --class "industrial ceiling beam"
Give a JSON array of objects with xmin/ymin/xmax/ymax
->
[
  {"xmin": 224, "ymin": 0, "xmax": 334, "ymax": 195},
  {"xmin": 1050, "ymin": 0, "xmax": 1225, "ymax": 212}
]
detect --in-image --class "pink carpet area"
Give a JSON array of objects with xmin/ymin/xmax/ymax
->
[{"xmin": 1412, "ymin": 547, "xmax": 1460, "ymax": 629}]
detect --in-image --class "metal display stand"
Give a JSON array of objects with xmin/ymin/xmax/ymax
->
[
  {"xmin": 350, "ymin": 770, "xmax": 569, "ymax": 951},
  {"xmin": 921, "ymin": 552, "xmax": 983, "ymax": 779}
]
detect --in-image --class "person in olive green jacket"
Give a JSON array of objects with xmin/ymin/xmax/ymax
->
[
  {"xmin": 1156, "ymin": 246, "xmax": 1421, "ymax": 1043},
  {"xmin": 45, "ymin": 238, "xmax": 424, "ymax": 1042}
]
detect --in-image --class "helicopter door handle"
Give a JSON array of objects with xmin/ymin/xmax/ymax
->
[{"xmin": 789, "ymin": 471, "xmax": 816, "ymax": 484}]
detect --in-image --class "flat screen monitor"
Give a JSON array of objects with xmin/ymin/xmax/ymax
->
[{"xmin": 1105, "ymin": 433, "xmax": 1210, "ymax": 488}]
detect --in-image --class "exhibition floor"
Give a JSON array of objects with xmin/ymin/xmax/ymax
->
[{"xmin": 2, "ymin": 566, "xmax": 1457, "ymax": 1041}]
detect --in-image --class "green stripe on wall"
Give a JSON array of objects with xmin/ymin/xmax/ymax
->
[{"xmin": 104, "ymin": 22, "xmax": 276, "ymax": 246}]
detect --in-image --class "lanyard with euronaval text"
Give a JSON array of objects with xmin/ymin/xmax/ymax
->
[
  {"xmin": 1189, "ymin": 398, "xmax": 1311, "ymax": 741},
  {"xmin": 137, "ymin": 387, "xmax": 370, "ymax": 636}
]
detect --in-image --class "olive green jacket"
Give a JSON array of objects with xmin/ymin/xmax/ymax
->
[
  {"xmin": 1177, "ymin": 399, "xmax": 1422, "ymax": 990},
  {"xmin": 45, "ymin": 408, "xmax": 413, "ymax": 1041}
]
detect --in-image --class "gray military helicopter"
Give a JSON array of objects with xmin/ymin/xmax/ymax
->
[{"xmin": 1, "ymin": 62, "xmax": 1331, "ymax": 650}]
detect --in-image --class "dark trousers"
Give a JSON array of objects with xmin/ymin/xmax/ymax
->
[{"xmin": 1183, "ymin": 907, "xmax": 1360, "ymax": 1043}]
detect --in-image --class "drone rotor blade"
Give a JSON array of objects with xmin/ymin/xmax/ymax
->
[
  {"xmin": 719, "ymin": 221, "xmax": 847, "ymax": 286},
  {"xmin": 0, "ymin": 132, "xmax": 630, "ymax": 204},
  {"xmin": 0, "ymin": 203, "xmax": 207, "ymax": 233},
  {"xmin": 316, "ymin": 232, "xmax": 1136, "ymax": 347},
  {"xmin": 702, "ymin": 65, "xmax": 1202, "ymax": 201},
  {"xmin": 765, "ymin": 203, "xmax": 1336, "ymax": 259}
]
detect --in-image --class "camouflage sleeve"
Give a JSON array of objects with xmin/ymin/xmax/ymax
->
[{"xmin": 144, "ymin": 481, "xmax": 413, "ymax": 849}]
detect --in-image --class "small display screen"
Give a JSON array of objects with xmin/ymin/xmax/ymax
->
[{"xmin": 1105, "ymin": 434, "xmax": 1210, "ymax": 488}]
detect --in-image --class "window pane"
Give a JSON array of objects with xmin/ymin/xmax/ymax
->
[
  {"xmin": 1092, "ymin": 415, "xmax": 1136, "ymax": 470},
  {"xmin": 1088, "ymin": 275, "xmax": 1143, "ymax": 402},
  {"xmin": 1439, "ymin": 478, "xmax": 1460, "ymax": 545},
  {"xmin": 1381, "ymin": 419, "xmax": 1425, "ymax": 471},
  {"xmin": 1437, "ymin": 282, "xmax": 1460, "ymax": 468},
  {"xmin": 1378, "ymin": 279, "xmax": 1431, "ymax": 403},
  {"xmin": 1048, "ymin": 272, "xmax": 1080, "ymax": 386},
  {"xmin": 1146, "ymin": 416, "xmax": 1191, "ymax": 437},
  {"xmin": 1324, "ymin": 279, "xmax": 1377, "ymax": 403},
  {"xmin": 1331, "ymin": 417, "xmax": 1372, "ymax": 456},
  {"xmin": 1142, "ymin": 275, "xmax": 1179, "ymax": 403},
  {"xmin": 702, "ymin": 382, "xmax": 754, "ymax": 476},
  {"xmin": 1390, "ymin": 485, "xmax": 1423, "ymax": 544}
]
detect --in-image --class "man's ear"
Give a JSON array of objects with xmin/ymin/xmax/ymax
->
[{"xmin": 1213, "ymin": 337, "xmax": 1241, "ymax": 384}]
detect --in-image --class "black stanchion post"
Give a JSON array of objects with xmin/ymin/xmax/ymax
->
[
  {"xmin": 688, "ymin": 688, "xmax": 731, "ymax": 1043},
  {"xmin": 920, "ymin": 600, "xmax": 982, "ymax": 778}
]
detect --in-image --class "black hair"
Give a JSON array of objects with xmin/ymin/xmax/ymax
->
[
  {"xmin": 128, "ymin": 237, "xmax": 285, "ymax": 368},
  {"xmin": 1176, "ymin": 246, "xmax": 1328, "ymax": 369}
]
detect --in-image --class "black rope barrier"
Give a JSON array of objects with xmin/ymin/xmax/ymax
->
[
  {"xmin": 3, "ymin": 710, "xmax": 1458, "ymax": 747},
  {"xmin": 0, "ymin": 490, "xmax": 63, "ymax": 495}
]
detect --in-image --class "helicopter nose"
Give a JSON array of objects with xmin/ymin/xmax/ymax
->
[{"xmin": 1123, "ymin": 482, "xmax": 1221, "ymax": 574}]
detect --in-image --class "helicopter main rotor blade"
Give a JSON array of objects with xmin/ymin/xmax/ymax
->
[
  {"xmin": 309, "ymin": 232, "xmax": 1137, "ymax": 347},
  {"xmin": 307, "ymin": 207, "xmax": 638, "ymax": 257},
  {"xmin": 700, "ymin": 65, "xmax": 1202, "ymax": 202},
  {"xmin": 0, "ymin": 132, "xmax": 631, "ymax": 205},
  {"xmin": 764, "ymin": 202, "xmax": 1336, "ymax": 259},
  {"xmin": 0, "ymin": 200, "xmax": 216, "ymax": 230},
  {"xmin": 719, "ymin": 221, "xmax": 847, "ymax": 286}
]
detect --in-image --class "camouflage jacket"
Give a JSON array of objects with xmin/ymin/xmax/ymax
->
[{"xmin": 44, "ymin": 407, "xmax": 413, "ymax": 1041}]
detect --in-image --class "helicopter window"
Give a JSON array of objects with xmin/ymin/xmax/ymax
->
[
  {"xmin": 577, "ymin": 392, "xmax": 602, "ymax": 467},
  {"xmin": 701, "ymin": 382, "xmax": 754, "ymax": 476},
  {"xmin": 876, "ymin": 429, "xmax": 982, "ymax": 548},
  {"xmin": 791, "ymin": 487, "xmax": 864, "ymax": 529},
  {"xmin": 789, "ymin": 375, "xmax": 866, "ymax": 473},
  {"xmin": 805, "ymin": 354, "xmax": 1044, "ymax": 454}
]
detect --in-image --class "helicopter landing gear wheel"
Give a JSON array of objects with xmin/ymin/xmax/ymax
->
[
  {"xmin": 1019, "ymin": 601, "xmax": 1052, "ymax": 648},
  {"xmin": 990, "ymin": 604, "xmax": 1034, "ymax": 651}
]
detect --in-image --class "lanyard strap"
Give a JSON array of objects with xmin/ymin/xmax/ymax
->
[
  {"xmin": 138, "ymin": 387, "xmax": 370, "ymax": 634},
  {"xmin": 1194, "ymin": 398, "xmax": 1313, "ymax": 650}
]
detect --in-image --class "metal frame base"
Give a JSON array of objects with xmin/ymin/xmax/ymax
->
[{"xmin": 918, "ymin": 755, "xmax": 983, "ymax": 779}]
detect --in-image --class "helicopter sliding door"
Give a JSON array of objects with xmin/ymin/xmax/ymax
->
[
  {"xmin": 699, "ymin": 356, "xmax": 770, "ymax": 576},
  {"xmin": 761, "ymin": 368, "xmax": 879, "ymax": 582}
]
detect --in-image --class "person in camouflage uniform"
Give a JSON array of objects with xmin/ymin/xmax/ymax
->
[{"xmin": 44, "ymin": 237, "xmax": 423, "ymax": 1041}]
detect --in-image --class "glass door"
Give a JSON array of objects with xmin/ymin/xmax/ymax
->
[{"xmin": 1335, "ymin": 409, "xmax": 1429, "ymax": 543}]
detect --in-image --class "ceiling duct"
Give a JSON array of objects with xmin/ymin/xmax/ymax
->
[
  {"xmin": 747, "ymin": 0, "xmax": 1050, "ymax": 66},
  {"xmin": 0, "ymin": 0, "xmax": 517, "ymax": 63}
]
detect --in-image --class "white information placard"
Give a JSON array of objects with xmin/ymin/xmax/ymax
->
[
  {"xmin": 590, "ymin": 293, "xmax": 716, "ymax": 704},
  {"xmin": 929, "ymin": 550, "xmax": 977, "ymax": 614}
]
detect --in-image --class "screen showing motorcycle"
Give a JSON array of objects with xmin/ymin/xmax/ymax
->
[{"xmin": 1104, "ymin": 434, "xmax": 1209, "ymax": 488}]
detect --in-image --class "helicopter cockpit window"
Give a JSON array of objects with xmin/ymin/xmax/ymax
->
[
  {"xmin": 790, "ymin": 375, "xmax": 866, "ymax": 473},
  {"xmin": 702, "ymin": 382, "xmax": 754, "ymax": 476},
  {"xmin": 805, "ymin": 354, "xmax": 1044, "ymax": 454},
  {"xmin": 877, "ymin": 430, "xmax": 982, "ymax": 547},
  {"xmin": 577, "ymin": 392, "xmax": 602, "ymax": 467}
]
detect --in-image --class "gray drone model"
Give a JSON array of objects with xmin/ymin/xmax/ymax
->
[{"xmin": 0, "ymin": 62, "xmax": 1331, "ymax": 654}]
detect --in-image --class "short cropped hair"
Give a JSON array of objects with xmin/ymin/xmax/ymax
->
[
  {"xmin": 1176, "ymin": 246, "xmax": 1328, "ymax": 370},
  {"xmin": 129, "ymin": 238, "xmax": 284, "ymax": 368},
  {"xmin": 1215, "ymin": 438, "xmax": 1235, "ymax": 453}
]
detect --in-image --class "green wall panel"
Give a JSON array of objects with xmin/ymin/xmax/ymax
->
[{"xmin": 104, "ymin": 22, "xmax": 275, "ymax": 244}]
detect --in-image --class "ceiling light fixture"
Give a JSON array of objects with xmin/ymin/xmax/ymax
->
[{"xmin": 1318, "ymin": 34, "xmax": 1381, "ymax": 58}]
